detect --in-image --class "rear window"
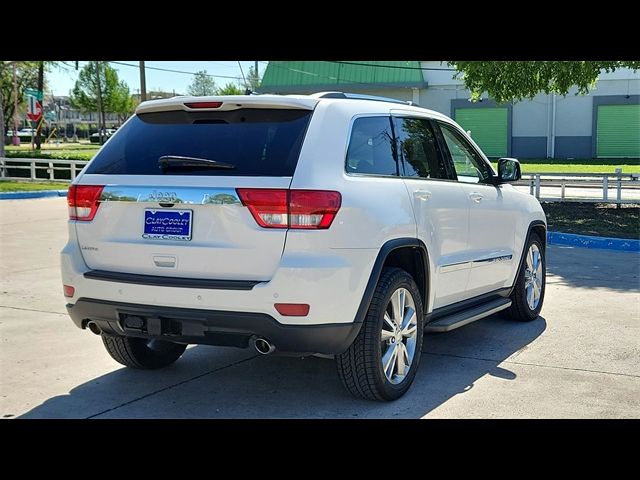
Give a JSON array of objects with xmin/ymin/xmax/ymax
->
[{"xmin": 85, "ymin": 108, "xmax": 312, "ymax": 176}]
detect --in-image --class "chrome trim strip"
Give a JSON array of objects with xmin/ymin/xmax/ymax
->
[
  {"xmin": 471, "ymin": 255, "xmax": 513, "ymax": 268},
  {"xmin": 439, "ymin": 261, "xmax": 471, "ymax": 273},
  {"xmin": 99, "ymin": 186, "xmax": 241, "ymax": 205},
  {"xmin": 440, "ymin": 254, "xmax": 513, "ymax": 273}
]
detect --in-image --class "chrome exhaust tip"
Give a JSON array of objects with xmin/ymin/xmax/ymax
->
[
  {"xmin": 87, "ymin": 321, "xmax": 102, "ymax": 335},
  {"xmin": 253, "ymin": 337, "xmax": 275, "ymax": 355}
]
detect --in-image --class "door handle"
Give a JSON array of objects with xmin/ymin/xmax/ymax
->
[
  {"xmin": 414, "ymin": 190, "xmax": 432, "ymax": 201},
  {"xmin": 468, "ymin": 192, "xmax": 484, "ymax": 203}
]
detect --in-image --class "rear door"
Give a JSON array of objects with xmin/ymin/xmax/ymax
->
[
  {"xmin": 73, "ymin": 104, "xmax": 313, "ymax": 281},
  {"xmin": 392, "ymin": 115, "xmax": 472, "ymax": 309}
]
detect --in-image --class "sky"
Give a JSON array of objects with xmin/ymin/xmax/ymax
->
[{"xmin": 48, "ymin": 61, "xmax": 262, "ymax": 96}]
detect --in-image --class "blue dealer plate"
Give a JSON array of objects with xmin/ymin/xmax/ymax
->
[{"xmin": 143, "ymin": 209, "xmax": 192, "ymax": 241}]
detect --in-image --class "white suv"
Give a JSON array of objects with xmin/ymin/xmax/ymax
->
[{"xmin": 61, "ymin": 92, "xmax": 546, "ymax": 401}]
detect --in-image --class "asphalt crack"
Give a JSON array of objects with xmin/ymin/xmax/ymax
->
[
  {"xmin": 423, "ymin": 351, "xmax": 640, "ymax": 379},
  {"xmin": 0, "ymin": 305, "xmax": 68, "ymax": 316},
  {"xmin": 86, "ymin": 355, "xmax": 259, "ymax": 419}
]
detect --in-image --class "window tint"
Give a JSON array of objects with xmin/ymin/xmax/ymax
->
[
  {"xmin": 438, "ymin": 122, "xmax": 492, "ymax": 184},
  {"xmin": 85, "ymin": 109, "xmax": 312, "ymax": 176},
  {"xmin": 393, "ymin": 117, "xmax": 448, "ymax": 179},
  {"xmin": 346, "ymin": 117, "xmax": 399, "ymax": 176}
]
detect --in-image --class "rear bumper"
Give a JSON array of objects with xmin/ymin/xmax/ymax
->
[{"xmin": 67, "ymin": 298, "xmax": 361, "ymax": 355}]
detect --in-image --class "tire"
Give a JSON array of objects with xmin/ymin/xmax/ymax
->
[
  {"xmin": 101, "ymin": 335, "xmax": 187, "ymax": 369},
  {"xmin": 336, "ymin": 267, "xmax": 424, "ymax": 401},
  {"xmin": 508, "ymin": 233, "xmax": 546, "ymax": 322}
]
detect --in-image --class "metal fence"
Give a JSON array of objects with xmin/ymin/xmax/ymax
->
[
  {"xmin": 1, "ymin": 157, "xmax": 639, "ymax": 204},
  {"xmin": 516, "ymin": 173, "xmax": 640, "ymax": 204},
  {"xmin": 0, "ymin": 157, "xmax": 87, "ymax": 182}
]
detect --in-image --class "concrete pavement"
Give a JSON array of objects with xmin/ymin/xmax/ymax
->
[{"xmin": 1, "ymin": 198, "xmax": 638, "ymax": 418}]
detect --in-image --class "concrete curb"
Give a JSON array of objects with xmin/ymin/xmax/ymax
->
[
  {"xmin": 548, "ymin": 231, "xmax": 639, "ymax": 252},
  {"xmin": 0, "ymin": 189, "xmax": 68, "ymax": 200}
]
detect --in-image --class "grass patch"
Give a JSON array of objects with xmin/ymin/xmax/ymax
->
[
  {"xmin": 0, "ymin": 181, "xmax": 68, "ymax": 192},
  {"xmin": 492, "ymin": 162, "xmax": 639, "ymax": 174},
  {"xmin": 514, "ymin": 158, "xmax": 640, "ymax": 166},
  {"xmin": 541, "ymin": 203, "xmax": 639, "ymax": 239},
  {"xmin": 5, "ymin": 143, "xmax": 99, "ymax": 151}
]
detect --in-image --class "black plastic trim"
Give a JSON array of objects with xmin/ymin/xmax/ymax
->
[
  {"xmin": 353, "ymin": 238, "xmax": 430, "ymax": 324},
  {"xmin": 67, "ymin": 298, "xmax": 360, "ymax": 355},
  {"xmin": 84, "ymin": 270, "xmax": 260, "ymax": 290},
  {"xmin": 427, "ymin": 287, "xmax": 511, "ymax": 322}
]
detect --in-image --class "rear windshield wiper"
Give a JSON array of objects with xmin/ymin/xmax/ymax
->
[{"xmin": 158, "ymin": 155, "xmax": 236, "ymax": 170}]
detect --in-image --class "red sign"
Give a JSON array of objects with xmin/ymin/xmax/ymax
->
[{"xmin": 26, "ymin": 96, "xmax": 42, "ymax": 121}]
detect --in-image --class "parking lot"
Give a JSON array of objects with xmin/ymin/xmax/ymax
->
[{"xmin": 1, "ymin": 197, "xmax": 638, "ymax": 418}]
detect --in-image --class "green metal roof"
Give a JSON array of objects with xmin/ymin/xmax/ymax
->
[{"xmin": 258, "ymin": 61, "xmax": 426, "ymax": 93}]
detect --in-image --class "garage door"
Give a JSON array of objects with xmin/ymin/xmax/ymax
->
[
  {"xmin": 454, "ymin": 107, "xmax": 508, "ymax": 158},
  {"xmin": 596, "ymin": 104, "xmax": 640, "ymax": 158}
]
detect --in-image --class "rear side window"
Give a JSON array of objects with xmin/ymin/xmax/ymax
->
[
  {"xmin": 393, "ymin": 117, "xmax": 449, "ymax": 179},
  {"xmin": 346, "ymin": 117, "xmax": 399, "ymax": 176},
  {"xmin": 85, "ymin": 108, "xmax": 312, "ymax": 176}
]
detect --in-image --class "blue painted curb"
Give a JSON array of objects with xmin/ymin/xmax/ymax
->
[
  {"xmin": 0, "ymin": 189, "xmax": 67, "ymax": 200},
  {"xmin": 548, "ymin": 231, "xmax": 639, "ymax": 252}
]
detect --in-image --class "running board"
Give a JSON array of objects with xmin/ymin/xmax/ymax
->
[{"xmin": 424, "ymin": 298, "xmax": 512, "ymax": 333}]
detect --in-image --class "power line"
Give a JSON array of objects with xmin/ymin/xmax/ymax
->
[
  {"xmin": 331, "ymin": 61, "xmax": 457, "ymax": 72},
  {"xmin": 108, "ymin": 61, "xmax": 242, "ymax": 80}
]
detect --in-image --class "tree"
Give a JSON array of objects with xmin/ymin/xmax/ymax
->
[
  {"xmin": 0, "ymin": 61, "xmax": 40, "ymax": 135},
  {"xmin": 216, "ymin": 82, "xmax": 244, "ymax": 95},
  {"xmin": 187, "ymin": 70, "xmax": 217, "ymax": 96},
  {"xmin": 247, "ymin": 65, "xmax": 261, "ymax": 92},
  {"xmin": 0, "ymin": 86, "xmax": 4, "ymax": 157},
  {"xmin": 70, "ymin": 62, "xmax": 135, "ymax": 142},
  {"xmin": 451, "ymin": 61, "xmax": 640, "ymax": 103}
]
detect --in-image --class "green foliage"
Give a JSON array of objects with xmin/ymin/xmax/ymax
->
[
  {"xmin": 216, "ymin": 82, "xmax": 244, "ymax": 95},
  {"xmin": 5, "ymin": 149, "xmax": 94, "ymax": 160},
  {"xmin": 70, "ymin": 62, "xmax": 135, "ymax": 118},
  {"xmin": 187, "ymin": 70, "xmax": 217, "ymax": 96},
  {"xmin": 247, "ymin": 65, "xmax": 261, "ymax": 92},
  {"xmin": 1, "ymin": 62, "xmax": 41, "ymax": 130},
  {"xmin": 451, "ymin": 61, "xmax": 640, "ymax": 103}
]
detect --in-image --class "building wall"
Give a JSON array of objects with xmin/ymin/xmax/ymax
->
[{"xmin": 273, "ymin": 63, "xmax": 640, "ymax": 159}]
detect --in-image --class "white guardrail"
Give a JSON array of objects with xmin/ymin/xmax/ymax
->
[{"xmin": 1, "ymin": 157, "xmax": 639, "ymax": 204}]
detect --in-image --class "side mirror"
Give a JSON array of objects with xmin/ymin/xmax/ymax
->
[{"xmin": 497, "ymin": 157, "xmax": 521, "ymax": 183}]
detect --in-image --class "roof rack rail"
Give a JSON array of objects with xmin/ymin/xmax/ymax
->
[{"xmin": 312, "ymin": 91, "xmax": 411, "ymax": 106}]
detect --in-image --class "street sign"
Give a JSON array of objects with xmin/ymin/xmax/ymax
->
[{"xmin": 25, "ymin": 88, "xmax": 43, "ymax": 122}]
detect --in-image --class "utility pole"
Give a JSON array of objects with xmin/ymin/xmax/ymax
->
[
  {"xmin": 94, "ymin": 61, "xmax": 104, "ymax": 145},
  {"xmin": 0, "ymin": 86, "xmax": 4, "ymax": 159},
  {"xmin": 254, "ymin": 60, "xmax": 258, "ymax": 76},
  {"xmin": 139, "ymin": 61, "xmax": 147, "ymax": 102},
  {"xmin": 12, "ymin": 62, "xmax": 19, "ymax": 146},
  {"xmin": 35, "ymin": 61, "xmax": 44, "ymax": 149}
]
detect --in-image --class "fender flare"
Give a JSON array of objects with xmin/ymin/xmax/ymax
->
[
  {"xmin": 508, "ymin": 220, "xmax": 547, "ymax": 296},
  {"xmin": 353, "ymin": 238, "xmax": 430, "ymax": 325}
]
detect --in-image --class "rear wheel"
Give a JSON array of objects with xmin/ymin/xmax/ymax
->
[
  {"xmin": 508, "ymin": 233, "xmax": 545, "ymax": 322},
  {"xmin": 336, "ymin": 267, "xmax": 424, "ymax": 401},
  {"xmin": 102, "ymin": 335, "xmax": 187, "ymax": 369}
]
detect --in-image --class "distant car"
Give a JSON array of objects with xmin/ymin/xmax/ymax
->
[{"xmin": 89, "ymin": 129, "xmax": 117, "ymax": 143}]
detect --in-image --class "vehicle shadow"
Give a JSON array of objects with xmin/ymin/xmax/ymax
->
[
  {"xmin": 546, "ymin": 245, "xmax": 640, "ymax": 292},
  {"xmin": 19, "ymin": 314, "xmax": 546, "ymax": 419}
]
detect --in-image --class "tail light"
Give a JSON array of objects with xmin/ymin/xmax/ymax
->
[
  {"xmin": 237, "ymin": 189, "xmax": 341, "ymax": 229},
  {"xmin": 63, "ymin": 285, "xmax": 75, "ymax": 298},
  {"xmin": 67, "ymin": 185, "xmax": 104, "ymax": 221},
  {"xmin": 274, "ymin": 303, "xmax": 310, "ymax": 316}
]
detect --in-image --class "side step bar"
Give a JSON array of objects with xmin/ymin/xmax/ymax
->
[{"xmin": 424, "ymin": 298, "xmax": 512, "ymax": 333}]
